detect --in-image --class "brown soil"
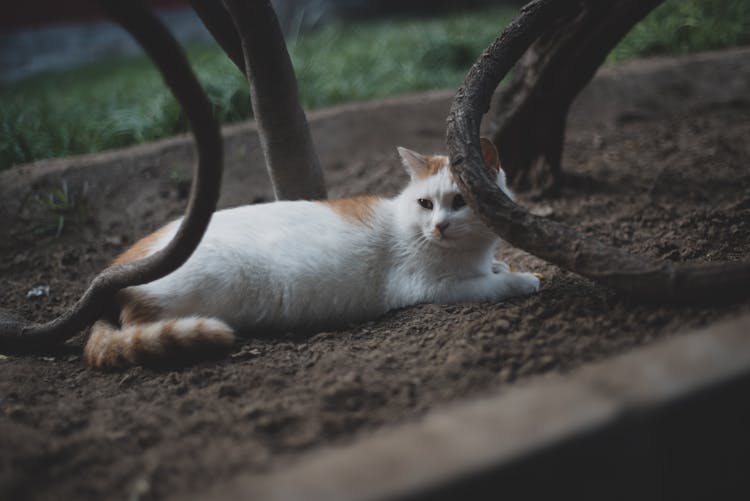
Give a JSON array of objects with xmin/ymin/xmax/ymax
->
[{"xmin": 1, "ymin": 49, "xmax": 750, "ymax": 500}]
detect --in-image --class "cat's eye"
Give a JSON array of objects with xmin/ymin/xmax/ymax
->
[
  {"xmin": 417, "ymin": 198, "xmax": 433, "ymax": 210},
  {"xmin": 452, "ymin": 194, "xmax": 466, "ymax": 210}
]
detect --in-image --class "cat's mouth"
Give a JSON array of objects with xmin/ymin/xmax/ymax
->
[{"xmin": 426, "ymin": 233, "xmax": 456, "ymax": 247}]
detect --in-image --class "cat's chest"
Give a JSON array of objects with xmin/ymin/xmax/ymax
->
[
  {"xmin": 384, "ymin": 245, "xmax": 492, "ymax": 300},
  {"xmin": 381, "ymin": 252, "xmax": 447, "ymax": 300}
]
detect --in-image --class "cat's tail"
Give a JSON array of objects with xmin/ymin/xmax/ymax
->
[{"xmin": 84, "ymin": 317, "xmax": 235, "ymax": 370}]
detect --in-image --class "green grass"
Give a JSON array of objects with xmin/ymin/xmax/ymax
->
[
  {"xmin": 289, "ymin": 11, "xmax": 509, "ymax": 108},
  {"xmin": 610, "ymin": 0, "xmax": 750, "ymax": 62},
  {"xmin": 1, "ymin": 0, "xmax": 749, "ymax": 169}
]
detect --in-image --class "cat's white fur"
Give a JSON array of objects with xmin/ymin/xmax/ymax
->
[{"xmin": 84, "ymin": 139, "xmax": 539, "ymax": 368}]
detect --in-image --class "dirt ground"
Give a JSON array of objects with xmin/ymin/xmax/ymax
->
[{"xmin": 1, "ymin": 49, "xmax": 750, "ymax": 500}]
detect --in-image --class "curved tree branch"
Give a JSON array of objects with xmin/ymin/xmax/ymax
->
[
  {"xmin": 447, "ymin": 0, "xmax": 750, "ymax": 304},
  {"xmin": 0, "ymin": 0, "xmax": 223, "ymax": 352},
  {"xmin": 222, "ymin": 0, "xmax": 327, "ymax": 201}
]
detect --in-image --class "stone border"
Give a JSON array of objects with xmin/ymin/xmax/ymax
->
[{"xmin": 197, "ymin": 312, "xmax": 750, "ymax": 500}]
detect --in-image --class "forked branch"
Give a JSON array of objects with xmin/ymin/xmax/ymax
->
[
  {"xmin": 0, "ymin": 0, "xmax": 223, "ymax": 352},
  {"xmin": 446, "ymin": 0, "xmax": 750, "ymax": 304},
  {"xmin": 491, "ymin": 0, "xmax": 664, "ymax": 193}
]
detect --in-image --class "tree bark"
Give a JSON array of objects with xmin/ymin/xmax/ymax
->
[
  {"xmin": 221, "ymin": 0, "xmax": 327, "ymax": 201},
  {"xmin": 0, "ymin": 0, "xmax": 223, "ymax": 352},
  {"xmin": 190, "ymin": 0, "xmax": 246, "ymax": 74},
  {"xmin": 490, "ymin": 0, "xmax": 664, "ymax": 193},
  {"xmin": 447, "ymin": 0, "xmax": 750, "ymax": 304}
]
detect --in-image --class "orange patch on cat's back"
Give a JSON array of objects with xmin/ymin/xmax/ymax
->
[
  {"xmin": 112, "ymin": 222, "xmax": 175, "ymax": 265},
  {"xmin": 321, "ymin": 195, "xmax": 381, "ymax": 225}
]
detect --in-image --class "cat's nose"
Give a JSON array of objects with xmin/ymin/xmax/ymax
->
[{"xmin": 434, "ymin": 221, "xmax": 449, "ymax": 234}]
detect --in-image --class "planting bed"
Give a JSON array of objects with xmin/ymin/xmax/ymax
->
[{"xmin": 1, "ymin": 48, "xmax": 749, "ymax": 500}]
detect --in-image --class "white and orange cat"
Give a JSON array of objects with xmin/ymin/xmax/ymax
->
[{"xmin": 84, "ymin": 138, "xmax": 540, "ymax": 369}]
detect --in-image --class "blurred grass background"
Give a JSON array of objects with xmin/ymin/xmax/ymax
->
[{"xmin": 1, "ymin": 0, "xmax": 748, "ymax": 170}]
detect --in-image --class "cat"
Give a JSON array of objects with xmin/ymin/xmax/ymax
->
[{"xmin": 84, "ymin": 138, "xmax": 540, "ymax": 369}]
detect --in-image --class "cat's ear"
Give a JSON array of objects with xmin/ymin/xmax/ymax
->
[
  {"xmin": 481, "ymin": 137, "xmax": 513, "ymax": 199},
  {"xmin": 397, "ymin": 147, "xmax": 430, "ymax": 179},
  {"xmin": 480, "ymin": 137, "xmax": 500, "ymax": 174}
]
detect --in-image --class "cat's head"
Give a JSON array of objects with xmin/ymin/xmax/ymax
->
[{"xmin": 395, "ymin": 137, "xmax": 511, "ymax": 250}]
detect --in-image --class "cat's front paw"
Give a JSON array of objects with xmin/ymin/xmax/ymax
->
[
  {"xmin": 510, "ymin": 272, "xmax": 541, "ymax": 296},
  {"xmin": 487, "ymin": 271, "xmax": 541, "ymax": 302}
]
